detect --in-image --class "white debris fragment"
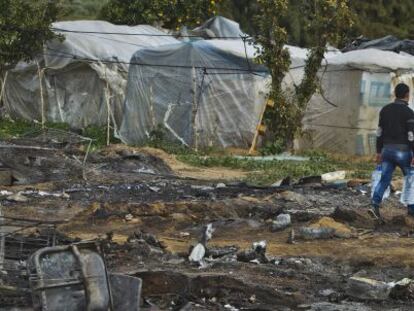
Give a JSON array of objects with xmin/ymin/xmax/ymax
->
[
  {"xmin": 179, "ymin": 232, "xmax": 190, "ymax": 238},
  {"xmin": 149, "ymin": 186, "xmax": 161, "ymax": 192},
  {"xmin": 0, "ymin": 190, "xmax": 13, "ymax": 196},
  {"xmin": 205, "ymin": 223, "xmax": 214, "ymax": 241},
  {"xmin": 249, "ymin": 259, "xmax": 261, "ymax": 265},
  {"xmin": 191, "ymin": 185, "xmax": 215, "ymax": 191},
  {"xmin": 224, "ymin": 304, "xmax": 239, "ymax": 311},
  {"xmin": 216, "ymin": 183, "xmax": 226, "ymax": 189},
  {"xmin": 322, "ymin": 171, "xmax": 346, "ymax": 182},
  {"xmin": 7, "ymin": 192, "xmax": 28, "ymax": 202},
  {"xmin": 125, "ymin": 214, "xmax": 134, "ymax": 221},
  {"xmin": 189, "ymin": 243, "xmax": 206, "ymax": 263},
  {"xmin": 19, "ymin": 190, "xmax": 70, "ymax": 199},
  {"xmin": 271, "ymin": 214, "xmax": 291, "ymax": 231},
  {"xmin": 136, "ymin": 168, "xmax": 156, "ymax": 175},
  {"xmin": 189, "ymin": 223, "xmax": 214, "ymax": 267},
  {"xmin": 252, "ymin": 240, "xmax": 267, "ymax": 251}
]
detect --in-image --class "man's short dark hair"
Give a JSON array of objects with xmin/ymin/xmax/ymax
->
[{"xmin": 395, "ymin": 83, "xmax": 410, "ymax": 99}]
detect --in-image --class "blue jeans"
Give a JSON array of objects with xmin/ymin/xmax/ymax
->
[{"xmin": 372, "ymin": 147, "xmax": 414, "ymax": 213}]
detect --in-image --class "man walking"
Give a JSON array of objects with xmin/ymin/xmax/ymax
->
[{"xmin": 372, "ymin": 83, "xmax": 414, "ymax": 219}]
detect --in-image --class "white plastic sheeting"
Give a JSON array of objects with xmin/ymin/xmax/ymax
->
[
  {"xmin": 298, "ymin": 48, "xmax": 414, "ymax": 155},
  {"xmin": 192, "ymin": 16, "xmax": 247, "ymax": 39},
  {"xmin": 119, "ymin": 39, "xmax": 270, "ymax": 148},
  {"xmin": 3, "ymin": 21, "xmax": 178, "ymax": 129}
]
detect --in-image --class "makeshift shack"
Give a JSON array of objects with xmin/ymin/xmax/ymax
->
[
  {"xmin": 2, "ymin": 21, "xmax": 178, "ymax": 129},
  {"xmin": 119, "ymin": 39, "xmax": 270, "ymax": 148},
  {"xmin": 297, "ymin": 49, "xmax": 414, "ymax": 155}
]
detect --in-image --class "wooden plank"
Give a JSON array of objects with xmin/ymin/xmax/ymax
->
[{"xmin": 249, "ymin": 98, "xmax": 270, "ymax": 155}]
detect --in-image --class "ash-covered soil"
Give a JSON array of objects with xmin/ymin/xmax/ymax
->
[{"xmin": 1, "ymin": 144, "xmax": 414, "ymax": 310}]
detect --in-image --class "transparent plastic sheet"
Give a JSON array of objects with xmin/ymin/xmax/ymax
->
[
  {"xmin": 192, "ymin": 16, "xmax": 247, "ymax": 39},
  {"xmin": 118, "ymin": 40, "xmax": 270, "ymax": 148},
  {"xmin": 296, "ymin": 48, "xmax": 414, "ymax": 155},
  {"xmin": 3, "ymin": 21, "xmax": 178, "ymax": 129}
]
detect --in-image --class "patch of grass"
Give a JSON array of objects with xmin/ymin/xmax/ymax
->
[
  {"xmin": 82, "ymin": 126, "xmax": 120, "ymax": 149},
  {"xmin": 0, "ymin": 118, "xmax": 119, "ymax": 149},
  {"xmin": 177, "ymin": 150, "xmax": 374, "ymax": 186}
]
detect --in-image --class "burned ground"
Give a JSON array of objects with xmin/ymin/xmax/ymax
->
[{"xmin": 1, "ymin": 142, "xmax": 414, "ymax": 310}]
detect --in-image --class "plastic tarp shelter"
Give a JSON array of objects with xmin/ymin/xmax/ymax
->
[
  {"xmin": 119, "ymin": 39, "xmax": 270, "ymax": 148},
  {"xmin": 296, "ymin": 48, "xmax": 414, "ymax": 155},
  {"xmin": 343, "ymin": 35, "xmax": 414, "ymax": 56},
  {"xmin": 3, "ymin": 20, "xmax": 178, "ymax": 129},
  {"xmin": 192, "ymin": 16, "xmax": 247, "ymax": 39}
]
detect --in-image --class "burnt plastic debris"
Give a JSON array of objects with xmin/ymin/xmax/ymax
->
[
  {"xmin": 237, "ymin": 240, "xmax": 268, "ymax": 264},
  {"xmin": 27, "ymin": 243, "xmax": 142, "ymax": 311}
]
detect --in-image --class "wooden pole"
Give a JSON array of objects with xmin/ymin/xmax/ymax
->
[
  {"xmin": 191, "ymin": 67, "xmax": 198, "ymax": 151},
  {"xmin": 105, "ymin": 69, "xmax": 111, "ymax": 146},
  {"xmin": 0, "ymin": 206, "xmax": 5, "ymax": 277},
  {"xmin": 36, "ymin": 62, "xmax": 46, "ymax": 129},
  {"xmin": 149, "ymin": 85, "xmax": 156, "ymax": 130},
  {"xmin": 248, "ymin": 99, "xmax": 272, "ymax": 155},
  {"xmin": 0, "ymin": 71, "xmax": 8, "ymax": 109}
]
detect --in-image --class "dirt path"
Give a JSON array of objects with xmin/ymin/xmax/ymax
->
[{"xmin": 104, "ymin": 145, "xmax": 248, "ymax": 180}]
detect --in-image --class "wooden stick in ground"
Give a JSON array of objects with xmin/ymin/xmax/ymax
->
[
  {"xmin": 36, "ymin": 62, "xmax": 46, "ymax": 129},
  {"xmin": 105, "ymin": 70, "xmax": 111, "ymax": 146},
  {"xmin": 0, "ymin": 71, "xmax": 8, "ymax": 109},
  {"xmin": 191, "ymin": 67, "xmax": 198, "ymax": 151},
  {"xmin": 249, "ymin": 98, "xmax": 271, "ymax": 155},
  {"xmin": 149, "ymin": 84, "xmax": 156, "ymax": 130},
  {"xmin": 0, "ymin": 207, "xmax": 5, "ymax": 276}
]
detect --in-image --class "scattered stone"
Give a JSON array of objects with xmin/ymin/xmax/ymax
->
[
  {"xmin": 179, "ymin": 232, "xmax": 190, "ymax": 238},
  {"xmin": 321, "ymin": 171, "xmax": 346, "ymax": 182},
  {"xmin": 390, "ymin": 278, "xmax": 414, "ymax": 300},
  {"xmin": 319, "ymin": 288, "xmax": 336, "ymax": 297},
  {"xmin": 309, "ymin": 217, "xmax": 354, "ymax": 238},
  {"xmin": 125, "ymin": 214, "xmax": 134, "ymax": 221},
  {"xmin": 280, "ymin": 191, "xmax": 306, "ymax": 204},
  {"xmin": 319, "ymin": 289, "xmax": 336, "ymax": 297},
  {"xmin": 216, "ymin": 183, "xmax": 226, "ymax": 189},
  {"xmin": 298, "ymin": 227, "xmax": 335, "ymax": 240},
  {"xmin": 249, "ymin": 294, "xmax": 256, "ymax": 303},
  {"xmin": 271, "ymin": 214, "xmax": 291, "ymax": 231},
  {"xmin": 0, "ymin": 190, "xmax": 13, "ymax": 196},
  {"xmin": 149, "ymin": 186, "xmax": 161, "ymax": 192},
  {"xmin": 6, "ymin": 192, "xmax": 28, "ymax": 203},
  {"xmin": 191, "ymin": 185, "xmax": 215, "ymax": 191},
  {"xmin": 347, "ymin": 276, "xmax": 392, "ymax": 301},
  {"xmin": 224, "ymin": 304, "xmax": 239, "ymax": 311}
]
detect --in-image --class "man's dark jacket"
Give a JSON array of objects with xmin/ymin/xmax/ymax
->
[{"xmin": 376, "ymin": 99, "xmax": 414, "ymax": 153}]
